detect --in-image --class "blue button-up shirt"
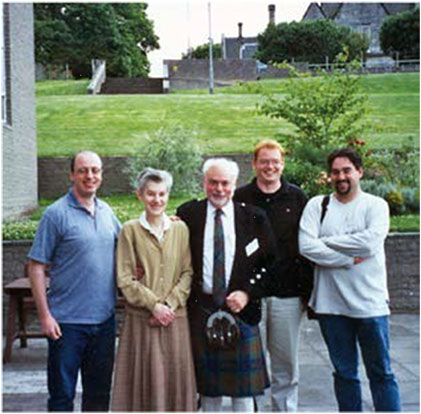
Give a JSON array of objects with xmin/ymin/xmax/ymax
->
[{"xmin": 28, "ymin": 189, "xmax": 121, "ymax": 324}]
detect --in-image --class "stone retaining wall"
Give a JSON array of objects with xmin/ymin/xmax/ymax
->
[
  {"xmin": 3, "ymin": 233, "xmax": 419, "ymax": 334},
  {"xmin": 38, "ymin": 156, "xmax": 134, "ymax": 198},
  {"xmin": 385, "ymin": 233, "xmax": 420, "ymax": 311},
  {"xmin": 100, "ymin": 77, "xmax": 164, "ymax": 94},
  {"xmin": 38, "ymin": 154, "xmax": 254, "ymax": 198}
]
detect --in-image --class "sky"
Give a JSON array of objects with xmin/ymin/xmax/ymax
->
[{"xmin": 145, "ymin": 0, "xmax": 310, "ymax": 77}]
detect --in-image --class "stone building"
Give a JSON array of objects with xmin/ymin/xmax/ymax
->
[
  {"xmin": 302, "ymin": 3, "xmax": 417, "ymax": 57},
  {"xmin": 221, "ymin": 4, "xmax": 276, "ymax": 60},
  {"xmin": 2, "ymin": 3, "xmax": 37, "ymax": 219}
]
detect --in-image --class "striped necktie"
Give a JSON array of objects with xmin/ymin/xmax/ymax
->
[{"xmin": 213, "ymin": 208, "xmax": 226, "ymax": 307}]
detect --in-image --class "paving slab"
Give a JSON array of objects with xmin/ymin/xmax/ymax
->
[{"xmin": 2, "ymin": 313, "xmax": 419, "ymax": 412}]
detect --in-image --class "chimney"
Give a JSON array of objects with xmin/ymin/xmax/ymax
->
[
  {"xmin": 268, "ymin": 4, "xmax": 275, "ymax": 24},
  {"xmin": 238, "ymin": 22, "xmax": 243, "ymax": 39}
]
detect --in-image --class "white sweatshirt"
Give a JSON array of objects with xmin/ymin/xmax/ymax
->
[{"xmin": 299, "ymin": 191, "xmax": 390, "ymax": 317}]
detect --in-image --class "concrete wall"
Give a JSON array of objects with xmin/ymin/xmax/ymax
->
[
  {"xmin": 38, "ymin": 154, "xmax": 254, "ymax": 198},
  {"xmin": 166, "ymin": 59, "xmax": 257, "ymax": 81},
  {"xmin": 2, "ymin": 3, "xmax": 37, "ymax": 220},
  {"xmin": 3, "ymin": 233, "xmax": 419, "ymax": 335},
  {"xmin": 164, "ymin": 59, "xmax": 291, "ymax": 90}
]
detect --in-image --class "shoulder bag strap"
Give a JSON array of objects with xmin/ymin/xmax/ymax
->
[{"xmin": 320, "ymin": 195, "xmax": 330, "ymax": 224}]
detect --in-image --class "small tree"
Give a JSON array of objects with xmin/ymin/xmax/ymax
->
[
  {"xmin": 256, "ymin": 19, "xmax": 368, "ymax": 65},
  {"xmin": 259, "ymin": 51, "xmax": 368, "ymax": 195},
  {"xmin": 182, "ymin": 43, "xmax": 222, "ymax": 59},
  {"xmin": 127, "ymin": 125, "xmax": 204, "ymax": 197},
  {"xmin": 380, "ymin": 6, "xmax": 420, "ymax": 60}
]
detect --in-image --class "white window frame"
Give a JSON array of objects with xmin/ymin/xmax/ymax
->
[{"xmin": 239, "ymin": 42, "xmax": 258, "ymax": 59}]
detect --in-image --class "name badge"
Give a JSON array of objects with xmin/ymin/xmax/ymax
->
[{"xmin": 246, "ymin": 238, "xmax": 259, "ymax": 257}]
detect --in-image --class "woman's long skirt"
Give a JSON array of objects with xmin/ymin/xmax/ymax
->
[{"xmin": 112, "ymin": 307, "xmax": 197, "ymax": 412}]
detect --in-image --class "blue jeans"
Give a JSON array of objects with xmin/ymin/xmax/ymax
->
[
  {"xmin": 47, "ymin": 315, "xmax": 116, "ymax": 412},
  {"xmin": 318, "ymin": 314, "xmax": 401, "ymax": 412}
]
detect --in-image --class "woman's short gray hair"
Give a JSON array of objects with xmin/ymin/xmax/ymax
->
[
  {"xmin": 136, "ymin": 167, "xmax": 173, "ymax": 193},
  {"xmin": 202, "ymin": 158, "xmax": 239, "ymax": 181}
]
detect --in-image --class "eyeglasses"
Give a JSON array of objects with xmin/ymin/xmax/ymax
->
[
  {"xmin": 75, "ymin": 167, "xmax": 102, "ymax": 175},
  {"xmin": 257, "ymin": 159, "xmax": 282, "ymax": 166}
]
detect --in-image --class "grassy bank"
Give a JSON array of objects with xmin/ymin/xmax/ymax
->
[{"xmin": 36, "ymin": 72, "xmax": 419, "ymax": 156}]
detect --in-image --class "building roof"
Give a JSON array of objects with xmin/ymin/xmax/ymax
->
[
  {"xmin": 320, "ymin": 3, "xmax": 342, "ymax": 18},
  {"xmin": 302, "ymin": 3, "xmax": 326, "ymax": 20},
  {"xmin": 382, "ymin": 3, "xmax": 416, "ymax": 15},
  {"xmin": 304, "ymin": 2, "xmax": 416, "ymax": 21}
]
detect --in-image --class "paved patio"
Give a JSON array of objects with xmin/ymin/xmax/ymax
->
[{"xmin": 3, "ymin": 313, "xmax": 419, "ymax": 412}]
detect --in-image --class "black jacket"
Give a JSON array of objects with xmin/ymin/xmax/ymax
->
[
  {"xmin": 234, "ymin": 177, "xmax": 311, "ymax": 299},
  {"xmin": 176, "ymin": 199, "xmax": 279, "ymax": 326}
]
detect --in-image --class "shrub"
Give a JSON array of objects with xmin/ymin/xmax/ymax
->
[
  {"xmin": 361, "ymin": 180, "xmax": 394, "ymax": 199},
  {"xmin": 260, "ymin": 54, "xmax": 368, "ymax": 151},
  {"xmin": 380, "ymin": 6, "xmax": 420, "ymax": 60},
  {"xmin": 256, "ymin": 19, "xmax": 368, "ymax": 64},
  {"xmin": 385, "ymin": 190, "xmax": 404, "ymax": 215},
  {"xmin": 361, "ymin": 180, "xmax": 419, "ymax": 215},
  {"xmin": 126, "ymin": 124, "xmax": 204, "ymax": 197},
  {"xmin": 182, "ymin": 43, "xmax": 222, "ymax": 59},
  {"xmin": 283, "ymin": 145, "xmax": 331, "ymax": 196},
  {"xmin": 364, "ymin": 137, "xmax": 419, "ymax": 188},
  {"xmin": 401, "ymin": 188, "xmax": 420, "ymax": 213},
  {"xmin": 361, "ymin": 138, "xmax": 419, "ymax": 214},
  {"xmin": 259, "ymin": 52, "xmax": 369, "ymax": 197},
  {"xmin": 3, "ymin": 220, "xmax": 39, "ymax": 241}
]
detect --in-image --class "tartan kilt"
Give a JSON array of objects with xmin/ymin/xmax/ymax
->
[{"xmin": 189, "ymin": 302, "xmax": 269, "ymax": 397}]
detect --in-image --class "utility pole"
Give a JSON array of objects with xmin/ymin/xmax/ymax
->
[{"xmin": 208, "ymin": 2, "xmax": 214, "ymax": 94}]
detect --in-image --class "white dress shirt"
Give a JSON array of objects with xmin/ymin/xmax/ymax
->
[{"xmin": 202, "ymin": 201, "xmax": 236, "ymax": 294}]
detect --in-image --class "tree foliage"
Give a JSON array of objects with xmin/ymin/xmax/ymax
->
[
  {"xmin": 182, "ymin": 43, "xmax": 222, "ymax": 59},
  {"xmin": 259, "ymin": 52, "xmax": 368, "ymax": 195},
  {"xmin": 256, "ymin": 19, "xmax": 368, "ymax": 64},
  {"xmin": 34, "ymin": 3, "xmax": 160, "ymax": 78},
  {"xmin": 380, "ymin": 7, "xmax": 420, "ymax": 59}
]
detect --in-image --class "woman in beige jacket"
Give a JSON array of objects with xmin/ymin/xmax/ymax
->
[{"xmin": 112, "ymin": 167, "xmax": 197, "ymax": 412}]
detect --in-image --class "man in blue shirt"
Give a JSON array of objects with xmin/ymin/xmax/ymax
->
[{"xmin": 28, "ymin": 151, "xmax": 121, "ymax": 412}]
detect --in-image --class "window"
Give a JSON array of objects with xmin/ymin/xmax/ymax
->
[{"xmin": 239, "ymin": 43, "xmax": 258, "ymax": 59}]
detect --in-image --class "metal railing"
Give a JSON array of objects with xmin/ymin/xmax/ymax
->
[
  {"xmin": 306, "ymin": 58, "xmax": 420, "ymax": 72},
  {"xmin": 87, "ymin": 59, "xmax": 106, "ymax": 94}
]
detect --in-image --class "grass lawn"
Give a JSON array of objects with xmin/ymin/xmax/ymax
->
[
  {"xmin": 36, "ymin": 79, "xmax": 90, "ymax": 96},
  {"xmin": 36, "ymin": 72, "xmax": 419, "ymax": 156},
  {"xmin": 36, "ymin": 94, "xmax": 280, "ymax": 156},
  {"xmin": 174, "ymin": 72, "xmax": 420, "ymax": 95},
  {"xmin": 3, "ymin": 194, "xmax": 419, "ymax": 240}
]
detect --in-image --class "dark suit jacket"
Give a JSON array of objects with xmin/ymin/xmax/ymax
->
[{"xmin": 177, "ymin": 199, "xmax": 278, "ymax": 326}]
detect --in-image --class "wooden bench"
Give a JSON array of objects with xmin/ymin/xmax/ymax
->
[{"xmin": 3, "ymin": 272, "xmax": 125, "ymax": 363}]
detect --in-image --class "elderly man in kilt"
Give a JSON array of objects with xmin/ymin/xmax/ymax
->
[{"xmin": 177, "ymin": 158, "xmax": 278, "ymax": 412}]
